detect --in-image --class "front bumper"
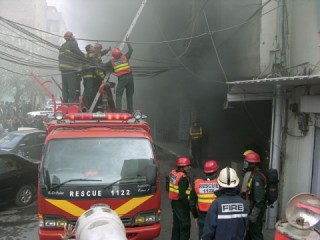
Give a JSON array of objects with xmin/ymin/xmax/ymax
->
[{"xmin": 38, "ymin": 222, "xmax": 161, "ymax": 240}]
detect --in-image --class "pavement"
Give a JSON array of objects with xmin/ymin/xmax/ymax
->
[{"xmin": 155, "ymin": 140, "xmax": 276, "ymax": 240}]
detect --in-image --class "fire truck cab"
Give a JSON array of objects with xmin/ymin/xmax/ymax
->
[{"xmin": 37, "ymin": 111, "xmax": 161, "ymax": 240}]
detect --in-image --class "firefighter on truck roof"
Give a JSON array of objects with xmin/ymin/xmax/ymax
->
[
  {"xmin": 58, "ymin": 31, "xmax": 85, "ymax": 104},
  {"xmin": 168, "ymin": 157, "xmax": 192, "ymax": 240},
  {"xmin": 104, "ymin": 37, "xmax": 134, "ymax": 113},
  {"xmin": 190, "ymin": 160, "xmax": 220, "ymax": 240}
]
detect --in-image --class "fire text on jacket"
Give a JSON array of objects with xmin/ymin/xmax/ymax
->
[{"xmin": 221, "ymin": 203, "xmax": 244, "ymax": 213}]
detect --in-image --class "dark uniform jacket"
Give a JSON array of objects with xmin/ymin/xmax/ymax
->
[
  {"xmin": 248, "ymin": 169, "xmax": 266, "ymax": 209},
  {"xmin": 59, "ymin": 40, "xmax": 85, "ymax": 71},
  {"xmin": 201, "ymin": 189, "xmax": 249, "ymax": 240}
]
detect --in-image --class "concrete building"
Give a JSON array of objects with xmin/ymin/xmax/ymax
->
[
  {"xmin": 226, "ymin": 0, "xmax": 320, "ymax": 229},
  {"xmin": 0, "ymin": 0, "xmax": 65, "ymax": 108},
  {"xmin": 46, "ymin": 6, "xmax": 66, "ymax": 46},
  {"xmin": 0, "ymin": 0, "xmax": 49, "ymax": 108}
]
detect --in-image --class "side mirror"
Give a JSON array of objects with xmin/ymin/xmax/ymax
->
[{"xmin": 146, "ymin": 164, "xmax": 157, "ymax": 185}]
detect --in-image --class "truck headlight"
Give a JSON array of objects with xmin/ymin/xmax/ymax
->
[
  {"xmin": 133, "ymin": 210, "xmax": 160, "ymax": 225},
  {"xmin": 39, "ymin": 215, "xmax": 68, "ymax": 228}
]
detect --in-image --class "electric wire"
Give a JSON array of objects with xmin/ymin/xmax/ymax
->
[
  {"xmin": 0, "ymin": 66, "xmax": 26, "ymax": 76},
  {"xmin": 203, "ymin": 10, "xmax": 229, "ymax": 84},
  {"xmin": 0, "ymin": 23, "xmax": 59, "ymax": 54},
  {"xmin": 0, "ymin": 1, "xmax": 282, "ymax": 47},
  {"xmin": 0, "ymin": 40, "xmax": 58, "ymax": 64},
  {"xmin": 174, "ymin": 0, "xmax": 210, "ymax": 59},
  {"xmin": 0, "ymin": 25, "xmax": 178, "ymax": 78},
  {"xmin": 0, "ymin": 17, "xmax": 59, "ymax": 49},
  {"xmin": 0, "ymin": 16, "xmax": 178, "ymax": 78},
  {"xmin": 156, "ymin": 15, "xmax": 226, "ymax": 84},
  {"xmin": 0, "ymin": 0, "xmax": 289, "ymax": 81}
]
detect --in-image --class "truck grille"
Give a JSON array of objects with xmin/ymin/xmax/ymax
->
[{"xmin": 68, "ymin": 217, "xmax": 133, "ymax": 227}]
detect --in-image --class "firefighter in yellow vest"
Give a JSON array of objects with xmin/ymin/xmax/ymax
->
[
  {"xmin": 104, "ymin": 37, "xmax": 133, "ymax": 113},
  {"xmin": 190, "ymin": 160, "xmax": 220, "ymax": 240},
  {"xmin": 189, "ymin": 121, "xmax": 203, "ymax": 167},
  {"xmin": 168, "ymin": 157, "xmax": 192, "ymax": 240}
]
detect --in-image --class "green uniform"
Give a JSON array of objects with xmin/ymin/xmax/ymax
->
[
  {"xmin": 171, "ymin": 173, "xmax": 191, "ymax": 240},
  {"xmin": 190, "ymin": 176, "xmax": 215, "ymax": 240},
  {"xmin": 59, "ymin": 39, "xmax": 85, "ymax": 103},
  {"xmin": 247, "ymin": 168, "xmax": 267, "ymax": 240}
]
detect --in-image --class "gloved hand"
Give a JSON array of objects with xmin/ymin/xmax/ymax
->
[{"xmin": 248, "ymin": 206, "xmax": 260, "ymax": 223}]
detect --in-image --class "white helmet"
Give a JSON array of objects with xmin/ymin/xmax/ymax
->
[
  {"xmin": 218, "ymin": 167, "xmax": 239, "ymax": 188},
  {"xmin": 75, "ymin": 204, "xmax": 127, "ymax": 240}
]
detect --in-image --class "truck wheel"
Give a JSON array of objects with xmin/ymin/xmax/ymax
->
[{"xmin": 14, "ymin": 185, "xmax": 35, "ymax": 207}]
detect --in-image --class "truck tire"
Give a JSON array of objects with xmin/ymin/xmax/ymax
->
[{"xmin": 14, "ymin": 185, "xmax": 35, "ymax": 207}]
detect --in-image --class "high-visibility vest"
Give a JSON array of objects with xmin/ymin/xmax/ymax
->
[
  {"xmin": 189, "ymin": 127, "xmax": 202, "ymax": 140},
  {"xmin": 111, "ymin": 55, "xmax": 132, "ymax": 77},
  {"xmin": 168, "ymin": 169, "xmax": 191, "ymax": 200},
  {"xmin": 194, "ymin": 178, "xmax": 219, "ymax": 212}
]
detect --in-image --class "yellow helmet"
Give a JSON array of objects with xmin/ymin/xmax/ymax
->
[{"xmin": 243, "ymin": 150, "xmax": 254, "ymax": 156}]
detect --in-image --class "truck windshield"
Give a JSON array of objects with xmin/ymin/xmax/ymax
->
[{"xmin": 42, "ymin": 138, "xmax": 154, "ymax": 186}]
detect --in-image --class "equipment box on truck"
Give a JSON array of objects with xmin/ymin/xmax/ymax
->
[{"xmin": 38, "ymin": 112, "xmax": 161, "ymax": 240}]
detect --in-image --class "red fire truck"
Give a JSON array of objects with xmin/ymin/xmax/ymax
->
[{"xmin": 37, "ymin": 111, "xmax": 161, "ymax": 240}]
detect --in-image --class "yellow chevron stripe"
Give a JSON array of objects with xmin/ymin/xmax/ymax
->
[
  {"xmin": 45, "ymin": 195, "xmax": 153, "ymax": 217},
  {"xmin": 46, "ymin": 199, "xmax": 85, "ymax": 217},
  {"xmin": 115, "ymin": 196, "xmax": 153, "ymax": 216}
]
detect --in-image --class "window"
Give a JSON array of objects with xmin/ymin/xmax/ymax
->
[{"xmin": 43, "ymin": 138, "xmax": 154, "ymax": 185}]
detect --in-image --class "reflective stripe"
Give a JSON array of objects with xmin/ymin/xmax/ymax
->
[
  {"xmin": 169, "ymin": 183, "xmax": 179, "ymax": 194},
  {"xmin": 45, "ymin": 195, "xmax": 153, "ymax": 217},
  {"xmin": 59, "ymin": 49, "xmax": 72, "ymax": 55},
  {"xmin": 217, "ymin": 214, "xmax": 248, "ymax": 219},
  {"xmin": 195, "ymin": 178, "xmax": 218, "ymax": 212},
  {"xmin": 82, "ymin": 74, "xmax": 95, "ymax": 78},
  {"xmin": 168, "ymin": 170, "xmax": 184, "ymax": 200},
  {"xmin": 199, "ymin": 194, "xmax": 216, "ymax": 199},
  {"xmin": 168, "ymin": 170, "xmax": 191, "ymax": 200},
  {"xmin": 198, "ymin": 198, "xmax": 215, "ymax": 204},
  {"xmin": 46, "ymin": 199, "xmax": 85, "ymax": 217},
  {"xmin": 114, "ymin": 195, "xmax": 153, "ymax": 217},
  {"xmin": 245, "ymin": 171, "xmax": 267, "ymax": 200},
  {"xmin": 190, "ymin": 127, "xmax": 203, "ymax": 140},
  {"xmin": 59, "ymin": 63, "xmax": 82, "ymax": 71},
  {"xmin": 114, "ymin": 63, "xmax": 130, "ymax": 72},
  {"xmin": 111, "ymin": 55, "xmax": 132, "ymax": 77}
]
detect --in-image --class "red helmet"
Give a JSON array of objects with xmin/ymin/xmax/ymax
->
[
  {"xmin": 112, "ymin": 48, "xmax": 122, "ymax": 59},
  {"xmin": 176, "ymin": 157, "xmax": 191, "ymax": 167},
  {"xmin": 204, "ymin": 160, "xmax": 219, "ymax": 173},
  {"xmin": 244, "ymin": 152, "xmax": 260, "ymax": 163},
  {"xmin": 64, "ymin": 31, "xmax": 74, "ymax": 40}
]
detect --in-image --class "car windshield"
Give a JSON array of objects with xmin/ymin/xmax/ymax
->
[
  {"xmin": 42, "ymin": 138, "xmax": 154, "ymax": 186},
  {"xmin": 0, "ymin": 133, "xmax": 23, "ymax": 149}
]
